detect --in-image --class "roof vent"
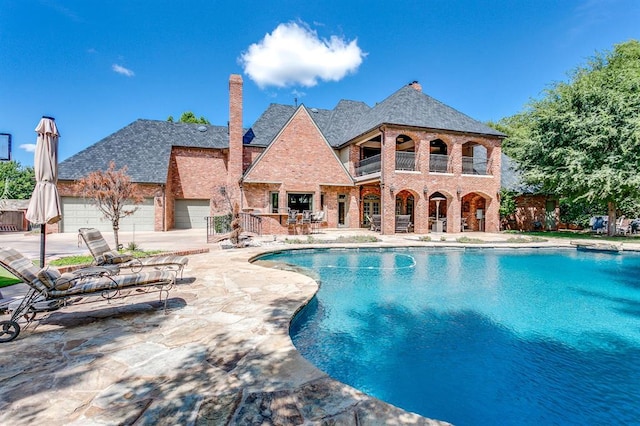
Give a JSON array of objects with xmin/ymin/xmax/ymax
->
[
  {"xmin": 310, "ymin": 108, "xmax": 319, "ymax": 113},
  {"xmin": 197, "ymin": 125, "xmax": 207, "ymax": 132}
]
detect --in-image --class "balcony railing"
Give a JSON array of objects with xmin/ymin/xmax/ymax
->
[
  {"xmin": 355, "ymin": 154, "xmax": 381, "ymax": 176},
  {"xmin": 462, "ymin": 156, "xmax": 488, "ymax": 175},
  {"xmin": 395, "ymin": 151, "xmax": 416, "ymax": 171},
  {"xmin": 354, "ymin": 152, "xmax": 489, "ymax": 176},
  {"xmin": 429, "ymin": 154, "xmax": 449, "ymax": 173}
]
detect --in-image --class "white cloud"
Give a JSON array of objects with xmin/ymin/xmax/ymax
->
[
  {"xmin": 239, "ymin": 22, "xmax": 365, "ymax": 88},
  {"xmin": 20, "ymin": 144, "xmax": 37, "ymax": 153},
  {"xmin": 112, "ymin": 64, "xmax": 135, "ymax": 77}
]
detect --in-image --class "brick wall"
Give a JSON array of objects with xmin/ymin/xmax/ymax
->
[
  {"xmin": 376, "ymin": 126, "xmax": 502, "ymax": 234},
  {"xmin": 512, "ymin": 194, "xmax": 558, "ymax": 231}
]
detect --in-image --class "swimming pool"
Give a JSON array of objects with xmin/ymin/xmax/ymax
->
[{"xmin": 259, "ymin": 247, "xmax": 640, "ymax": 425}]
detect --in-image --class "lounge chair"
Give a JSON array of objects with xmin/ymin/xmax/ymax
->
[
  {"xmin": 0, "ymin": 247, "xmax": 175, "ymax": 343},
  {"xmin": 395, "ymin": 215, "xmax": 412, "ymax": 233},
  {"xmin": 78, "ymin": 228, "xmax": 188, "ymax": 278}
]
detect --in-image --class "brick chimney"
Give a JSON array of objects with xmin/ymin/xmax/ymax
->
[
  {"xmin": 409, "ymin": 80, "xmax": 422, "ymax": 92},
  {"xmin": 227, "ymin": 74, "xmax": 243, "ymax": 198}
]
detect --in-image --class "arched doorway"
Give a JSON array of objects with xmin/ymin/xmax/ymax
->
[
  {"xmin": 461, "ymin": 192, "xmax": 487, "ymax": 231},
  {"xmin": 429, "ymin": 192, "xmax": 448, "ymax": 232}
]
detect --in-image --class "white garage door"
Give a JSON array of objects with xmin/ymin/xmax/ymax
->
[
  {"xmin": 60, "ymin": 197, "xmax": 155, "ymax": 233},
  {"xmin": 175, "ymin": 199, "xmax": 209, "ymax": 229}
]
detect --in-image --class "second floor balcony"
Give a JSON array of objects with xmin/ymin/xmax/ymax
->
[{"xmin": 353, "ymin": 152, "xmax": 489, "ymax": 177}]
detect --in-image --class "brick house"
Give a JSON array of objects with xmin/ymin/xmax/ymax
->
[{"xmin": 58, "ymin": 74, "xmax": 505, "ymax": 235}]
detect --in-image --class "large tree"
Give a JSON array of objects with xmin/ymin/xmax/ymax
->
[
  {"xmin": 75, "ymin": 161, "xmax": 142, "ymax": 248},
  {"xmin": 0, "ymin": 160, "xmax": 35, "ymax": 200},
  {"xmin": 502, "ymin": 40, "xmax": 640, "ymax": 235}
]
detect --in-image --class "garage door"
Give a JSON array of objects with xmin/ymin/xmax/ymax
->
[
  {"xmin": 175, "ymin": 199, "xmax": 209, "ymax": 229},
  {"xmin": 60, "ymin": 197, "xmax": 155, "ymax": 233}
]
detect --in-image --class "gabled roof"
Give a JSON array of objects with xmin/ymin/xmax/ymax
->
[
  {"xmin": 245, "ymin": 100, "xmax": 371, "ymax": 148},
  {"xmin": 342, "ymin": 85, "xmax": 505, "ymax": 142},
  {"xmin": 59, "ymin": 119, "xmax": 229, "ymax": 183},
  {"xmin": 243, "ymin": 106, "xmax": 353, "ymax": 185}
]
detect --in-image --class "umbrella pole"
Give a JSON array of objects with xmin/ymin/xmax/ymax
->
[{"xmin": 40, "ymin": 224, "xmax": 46, "ymax": 268}]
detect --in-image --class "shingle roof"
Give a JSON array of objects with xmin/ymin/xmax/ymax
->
[
  {"xmin": 59, "ymin": 119, "xmax": 229, "ymax": 183},
  {"xmin": 343, "ymin": 85, "xmax": 505, "ymax": 142},
  {"xmin": 501, "ymin": 153, "xmax": 536, "ymax": 193},
  {"xmin": 244, "ymin": 104, "xmax": 296, "ymax": 147},
  {"xmin": 245, "ymin": 100, "xmax": 371, "ymax": 148},
  {"xmin": 60, "ymin": 84, "xmax": 505, "ymax": 184}
]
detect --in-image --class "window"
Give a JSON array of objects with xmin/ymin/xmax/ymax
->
[
  {"xmin": 270, "ymin": 192, "xmax": 279, "ymax": 214},
  {"xmin": 288, "ymin": 193, "xmax": 313, "ymax": 212}
]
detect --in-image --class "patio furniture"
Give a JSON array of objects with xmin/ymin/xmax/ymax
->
[
  {"xmin": 461, "ymin": 217, "xmax": 469, "ymax": 232},
  {"xmin": 300, "ymin": 210, "xmax": 313, "ymax": 234},
  {"xmin": 370, "ymin": 214, "xmax": 381, "ymax": 232},
  {"xmin": 286, "ymin": 209, "xmax": 299, "ymax": 234},
  {"xmin": 616, "ymin": 217, "xmax": 631, "ymax": 235},
  {"xmin": 591, "ymin": 216, "xmax": 606, "ymax": 234},
  {"xmin": 78, "ymin": 228, "xmax": 188, "ymax": 278},
  {"xmin": 0, "ymin": 247, "xmax": 175, "ymax": 343},
  {"xmin": 395, "ymin": 215, "xmax": 412, "ymax": 233},
  {"xmin": 311, "ymin": 210, "xmax": 325, "ymax": 233}
]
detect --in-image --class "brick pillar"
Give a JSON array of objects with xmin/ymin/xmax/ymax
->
[
  {"xmin": 380, "ymin": 129, "xmax": 396, "ymax": 235},
  {"xmin": 227, "ymin": 74, "xmax": 243, "ymax": 209}
]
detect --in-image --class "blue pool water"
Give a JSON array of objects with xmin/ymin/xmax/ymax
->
[{"xmin": 259, "ymin": 247, "xmax": 640, "ymax": 425}]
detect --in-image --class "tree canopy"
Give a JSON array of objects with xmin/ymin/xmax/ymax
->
[
  {"xmin": 167, "ymin": 111, "xmax": 210, "ymax": 124},
  {"xmin": 500, "ymin": 40, "xmax": 640, "ymax": 234},
  {"xmin": 0, "ymin": 160, "xmax": 35, "ymax": 199}
]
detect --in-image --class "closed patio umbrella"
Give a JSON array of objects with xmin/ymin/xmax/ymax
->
[{"xmin": 25, "ymin": 116, "xmax": 61, "ymax": 267}]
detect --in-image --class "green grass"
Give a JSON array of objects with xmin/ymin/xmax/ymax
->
[
  {"xmin": 0, "ymin": 267, "xmax": 20, "ymax": 288},
  {"xmin": 48, "ymin": 250, "xmax": 165, "ymax": 267},
  {"xmin": 49, "ymin": 255, "xmax": 94, "ymax": 266}
]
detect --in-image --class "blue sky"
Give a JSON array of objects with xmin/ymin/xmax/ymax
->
[{"xmin": 2, "ymin": 0, "xmax": 639, "ymax": 167}]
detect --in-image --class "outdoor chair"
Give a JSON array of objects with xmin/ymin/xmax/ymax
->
[
  {"xmin": 395, "ymin": 215, "xmax": 412, "ymax": 233},
  {"xmin": 370, "ymin": 214, "xmax": 382, "ymax": 232},
  {"xmin": 0, "ymin": 247, "xmax": 175, "ymax": 343},
  {"xmin": 616, "ymin": 217, "xmax": 631, "ymax": 235},
  {"xmin": 78, "ymin": 228, "xmax": 188, "ymax": 278},
  {"xmin": 311, "ymin": 210, "xmax": 325, "ymax": 233},
  {"xmin": 286, "ymin": 209, "xmax": 299, "ymax": 234},
  {"xmin": 300, "ymin": 210, "xmax": 313, "ymax": 234},
  {"xmin": 591, "ymin": 216, "xmax": 607, "ymax": 234}
]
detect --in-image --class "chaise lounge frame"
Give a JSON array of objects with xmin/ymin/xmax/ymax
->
[
  {"xmin": 78, "ymin": 228, "xmax": 188, "ymax": 278},
  {"xmin": 0, "ymin": 247, "xmax": 175, "ymax": 343}
]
